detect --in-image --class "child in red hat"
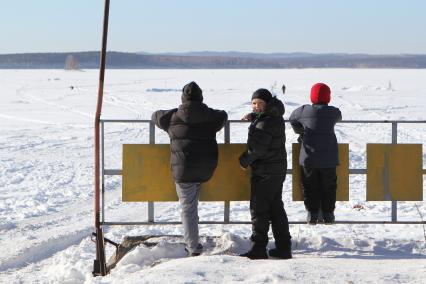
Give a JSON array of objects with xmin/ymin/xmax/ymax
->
[{"xmin": 289, "ymin": 83, "xmax": 342, "ymax": 224}]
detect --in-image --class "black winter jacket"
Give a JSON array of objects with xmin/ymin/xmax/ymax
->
[
  {"xmin": 152, "ymin": 102, "xmax": 227, "ymax": 183},
  {"xmin": 239, "ymin": 97, "xmax": 287, "ymax": 176},
  {"xmin": 289, "ymin": 104, "xmax": 342, "ymax": 168}
]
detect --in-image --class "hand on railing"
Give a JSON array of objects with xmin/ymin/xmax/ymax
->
[{"xmin": 241, "ymin": 113, "xmax": 253, "ymax": 121}]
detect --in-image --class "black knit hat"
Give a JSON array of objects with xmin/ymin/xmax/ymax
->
[
  {"xmin": 182, "ymin": 81, "xmax": 203, "ymax": 103},
  {"xmin": 252, "ymin": 88, "xmax": 273, "ymax": 103}
]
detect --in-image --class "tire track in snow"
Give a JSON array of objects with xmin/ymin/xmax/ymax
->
[
  {"xmin": 0, "ymin": 196, "xmax": 96, "ymax": 272},
  {"xmin": 24, "ymin": 93, "xmax": 93, "ymax": 119},
  {"xmin": 0, "ymin": 184, "xmax": 153, "ymax": 272},
  {"xmin": 15, "ymin": 84, "xmax": 93, "ymax": 121},
  {"xmin": 0, "ymin": 227, "xmax": 92, "ymax": 272},
  {"xmin": 104, "ymin": 93, "xmax": 142, "ymax": 116},
  {"xmin": 0, "ymin": 113, "xmax": 60, "ymax": 126}
]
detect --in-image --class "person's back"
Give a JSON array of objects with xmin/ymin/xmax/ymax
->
[
  {"xmin": 166, "ymin": 100, "xmax": 226, "ymax": 182},
  {"xmin": 153, "ymin": 82, "xmax": 227, "ymax": 182},
  {"xmin": 290, "ymin": 103, "xmax": 341, "ymax": 168},
  {"xmin": 152, "ymin": 81, "xmax": 227, "ymax": 255},
  {"xmin": 289, "ymin": 83, "xmax": 341, "ymax": 225}
]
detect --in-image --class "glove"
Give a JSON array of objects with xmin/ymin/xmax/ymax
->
[{"xmin": 239, "ymin": 153, "xmax": 249, "ymax": 169}]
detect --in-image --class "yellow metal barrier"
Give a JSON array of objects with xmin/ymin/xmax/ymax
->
[
  {"xmin": 123, "ymin": 143, "xmax": 423, "ymax": 203},
  {"xmin": 122, "ymin": 144, "xmax": 250, "ymax": 201},
  {"xmin": 292, "ymin": 143, "xmax": 350, "ymax": 201},
  {"xmin": 366, "ymin": 144, "xmax": 423, "ymax": 201}
]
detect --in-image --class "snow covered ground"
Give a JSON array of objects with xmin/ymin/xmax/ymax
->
[{"xmin": 0, "ymin": 69, "xmax": 425, "ymax": 283}]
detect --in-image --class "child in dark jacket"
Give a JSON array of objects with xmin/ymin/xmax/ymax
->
[
  {"xmin": 289, "ymin": 83, "xmax": 342, "ymax": 225},
  {"xmin": 239, "ymin": 88, "xmax": 292, "ymax": 260},
  {"xmin": 152, "ymin": 82, "xmax": 227, "ymax": 256}
]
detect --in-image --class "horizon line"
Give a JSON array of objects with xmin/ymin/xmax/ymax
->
[{"xmin": 1, "ymin": 51, "xmax": 426, "ymax": 56}]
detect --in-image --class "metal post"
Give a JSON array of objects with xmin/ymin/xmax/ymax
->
[
  {"xmin": 148, "ymin": 203, "xmax": 155, "ymax": 223},
  {"xmin": 391, "ymin": 122, "xmax": 397, "ymax": 222},
  {"xmin": 224, "ymin": 121, "xmax": 231, "ymax": 222},
  {"xmin": 148, "ymin": 121, "xmax": 155, "ymax": 222},
  {"xmin": 391, "ymin": 122, "xmax": 397, "ymax": 142},
  {"xmin": 93, "ymin": 0, "xmax": 110, "ymax": 277},
  {"xmin": 149, "ymin": 121, "xmax": 155, "ymax": 144},
  {"xmin": 101, "ymin": 121, "xmax": 105, "ymax": 222},
  {"xmin": 224, "ymin": 121, "xmax": 230, "ymax": 144},
  {"xmin": 224, "ymin": 201, "xmax": 230, "ymax": 223}
]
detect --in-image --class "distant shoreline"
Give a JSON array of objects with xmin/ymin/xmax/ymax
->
[{"xmin": 1, "ymin": 51, "xmax": 426, "ymax": 69}]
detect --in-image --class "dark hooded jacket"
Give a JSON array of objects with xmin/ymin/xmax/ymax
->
[
  {"xmin": 239, "ymin": 97, "xmax": 287, "ymax": 176},
  {"xmin": 289, "ymin": 104, "xmax": 342, "ymax": 168},
  {"xmin": 152, "ymin": 101, "xmax": 227, "ymax": 183}
]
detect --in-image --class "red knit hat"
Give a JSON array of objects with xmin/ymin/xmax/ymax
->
[{"xmin": 310, "ymin": 83, "xmax": 331, "ymax": 104}]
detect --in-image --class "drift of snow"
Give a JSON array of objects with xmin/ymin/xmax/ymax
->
[{"xmin": 0, "ymin": 69, "xmax": 425, "ymax": 283}]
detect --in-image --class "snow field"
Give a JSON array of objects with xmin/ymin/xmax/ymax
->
[{"xmin": 0, "ymin": 69, "xmax": 425, "ymax": 283}]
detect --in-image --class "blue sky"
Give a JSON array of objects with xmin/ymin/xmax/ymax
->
[{"xmin": 1, "ymin": 0, "xmax": 425, "ymax": 54}]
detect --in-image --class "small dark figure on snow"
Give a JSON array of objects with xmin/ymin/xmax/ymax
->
[
  {"xmin": 152, "ymin": 82, "xmax": 228, "ymax": 256},
  {"xmin": 289, "ymin": 83, "xmax": 342, "ymax": 225},
  {"xmin": 239, "ymin": 88, "xmax": 292, "ymax": 260},
  {"xmin": 281, "ymin": 84, "xmax": 286, "ymax": 95}
]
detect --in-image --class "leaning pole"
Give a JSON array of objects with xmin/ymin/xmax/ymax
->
[{"xmin": 93, "ymin": 0, "xmax": 110, "ymax": 276}]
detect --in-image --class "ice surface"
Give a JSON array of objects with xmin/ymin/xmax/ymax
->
[{"xmin": 0, "ymin": 69, "xmax": 425, "ymax": 283}]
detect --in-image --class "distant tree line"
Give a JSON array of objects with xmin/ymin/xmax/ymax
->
[{"xmin": 0, "ymin": 52, "xmax": 425, "ymax": 69}]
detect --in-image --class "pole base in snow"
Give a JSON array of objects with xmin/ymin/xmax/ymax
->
[
  {"xmin": 92, "ymin": 260, "xmax": 103, "ymax": 276},
  {"xmin": 92, "ymin": 228, "xmax": 108, "ymax": 276}
]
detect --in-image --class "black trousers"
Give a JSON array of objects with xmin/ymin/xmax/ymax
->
[
  {"xmin": 300, "ymin": 166, "xmax": 337, "ymax": 213},
  {"xmin": 250, "ymin": 174, "xmax": 291, "ymax": 250}
]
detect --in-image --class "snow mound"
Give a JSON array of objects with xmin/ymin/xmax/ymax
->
[
  {"xmin": 341, "ymin": 83, "xmax": 395, "ymax": 92},
  {"xmin": 146, "ymin": 88, "xmax": 180, "ymax": 93}
]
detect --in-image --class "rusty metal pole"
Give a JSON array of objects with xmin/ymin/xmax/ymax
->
[{"xmin": 93, "ymin": 0, "xmax": 110, "ymax": 277}]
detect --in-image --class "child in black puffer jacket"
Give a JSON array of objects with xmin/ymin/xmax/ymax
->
[{"xmin": 239, "ymin": 88, "xmax": 292, "ymax": 260}]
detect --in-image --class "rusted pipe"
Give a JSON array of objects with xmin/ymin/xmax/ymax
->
[{"xmin": 95, "ymin": 0, "xmax": 110, "ymax": 230}]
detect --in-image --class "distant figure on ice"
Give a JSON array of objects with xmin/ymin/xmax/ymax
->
[
  {"xmin": 239, "ymin": 88, "xmax": 292, "ymax": 260},
  {"xmin": 152, "ymin": 82, "xmax": 227, "ymax": 256},
  {"xmin": 289, "ymin": 83, "xmax": 342, "ymax": 225},
  {"xmin": 281, "ymin": 84, "xmax": 286, "ymax": 95}
]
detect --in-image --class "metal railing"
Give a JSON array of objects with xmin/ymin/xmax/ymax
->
[{"xmin": 99, "ymin": 119, "xmax": 426, "ymax": 225}]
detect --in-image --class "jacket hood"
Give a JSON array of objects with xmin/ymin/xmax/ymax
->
[
  {"xmin": 181, "ymin": 81, "xmax": 203, "ymax": 103},
  {"xmin": 264, "ymin": 97, "xmax": 285, "ymax": 117},
  {"xmin": 176, "ymin": 101, "xmax": 210, "ymax": 124}
]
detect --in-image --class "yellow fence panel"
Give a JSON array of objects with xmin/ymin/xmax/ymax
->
[
  {"xmin": 292, "ymin": 143, "xmax": 349, "ymax": 201},
  {"xmin": 122, "ymin": 144, "xmax": 250, "ymax": 202},
  {"xmin": 201, "ymin": 144, "xmax": 251, "ymax": 201},
  {"xmin": 366, "ymin": 144, "xmax": 423, "ymax": 201},
  {"xmin": 122, "ymin": 144, "xmax": 175, "ymax": 201}
]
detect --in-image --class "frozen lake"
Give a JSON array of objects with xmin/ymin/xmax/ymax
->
[{"xmin": 0, "ymin": 69, "xmax": 425, "ymax": 283}]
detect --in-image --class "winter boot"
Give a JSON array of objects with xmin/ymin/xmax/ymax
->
[
  {"xmin": 239, "ymin": 245, "xmax": 268, "ymax": 260},
  {"xmin": 185, "ymin": 243, "xmax": 203, "ymax": 257},
  {"xmin": 323, "ymin": 212, "xmax": 335, "ymax": 225},
  {"xmin": 268, "ymin": 248, "xmax": 292, "ymax": 259},
  {"xmin": 269, "ymin": 240, "xmax": 292, "ymax": 259},
  {"xmin": 307, "ymin": 212, "xmax": 319, "ymax": 225}
]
